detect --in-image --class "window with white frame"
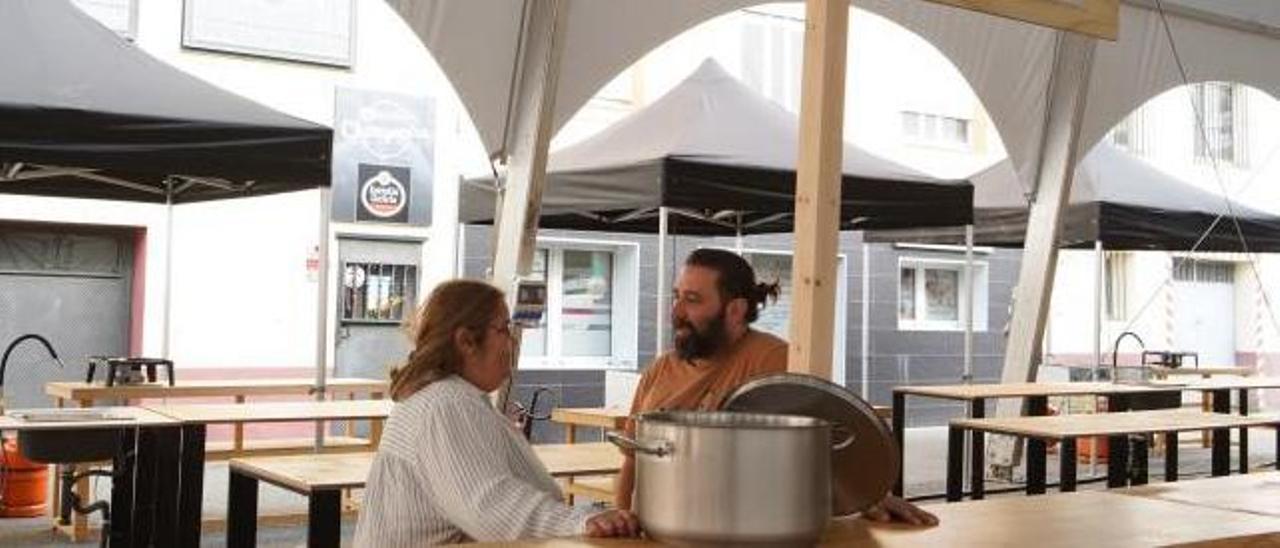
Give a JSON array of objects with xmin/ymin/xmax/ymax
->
[
  {"xmin": 519, "ymin": 241, "xmax": 639, "ymax": 369},
  {"xmin": 1172, "ymin": 258, "xmax": 1235, "ymax": 284},
  {"xmin": 740, "ymin": 14, "xmax": 803, "ymax": 112},
  {"xmin": 900, "ymin": 111, "xmax": 971, "ymax": 149},
  {"xmin": 1104, "ymin": 252, "xmax": 1129, "ymax": 321},
  {"xmin": 898, "ymin": 258, "xmax": 988, "ymax": 331},
  {"xmin": 1192, "ymin": 82, "xmax": 1248, "ymax": 166}
]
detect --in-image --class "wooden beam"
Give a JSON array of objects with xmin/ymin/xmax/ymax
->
[
  {"xmin": 924, "ymin": 0, "xmax": 1118, "ymax": 40},
  {"xmin": 489, "ymin": 0, "xmax": 570, "ymax": 408},
  {"xmin": 787, "ymin": 0, "xmax": 848, "ymax": 380}
]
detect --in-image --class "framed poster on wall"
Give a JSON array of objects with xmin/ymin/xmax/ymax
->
[{"xmin": 181, "ymin": 0, "xmax": 356, "ymax": 67}]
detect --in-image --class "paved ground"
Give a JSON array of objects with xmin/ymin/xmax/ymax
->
[{"xmin": 0, "ymin": 427, "xmax": 1275, "ymax": 546}]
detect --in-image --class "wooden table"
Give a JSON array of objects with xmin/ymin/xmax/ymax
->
[
  {"xmin": 1117, "ymin": 471, "xmax": 1280, "ymax": 517},
  {"xmin": 892, "ymin": 379, "xmax": 1280, "ymax": 497},
  {"xmin": 458, "ymin": 491, "xmax": 1280, "ymax": 547},
  {"xmin": 0, "ymin": 407, "xmax": 181, "ymax": 545},
  {"xmin": 947, "ymin": 410, "xmax": 1280, "ymax": 501},
  {"xmin": 1151, "ymin": 366, "xmax": 1255, "ymax": 379},
  {"xmin": 551, "ymin": 407, "xmax": 628, "ymax": 443}
]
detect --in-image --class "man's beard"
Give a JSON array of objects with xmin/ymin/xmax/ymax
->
[{"xmin": 674, "ymin": 309, "xmax": 728, "ymax": 361}]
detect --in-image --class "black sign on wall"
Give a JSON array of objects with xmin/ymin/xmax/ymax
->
[{"xmin": 356, "ymin": 164, "xmax": 411, "ymax": 223}]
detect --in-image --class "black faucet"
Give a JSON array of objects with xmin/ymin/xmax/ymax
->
[
  {"xmin": 1111, "ymin": 331, "xmax": 1146, "ymax": 381},
  {"xmin": 0, "ymin": 334, "xmax": 66, "ymax": 405}
]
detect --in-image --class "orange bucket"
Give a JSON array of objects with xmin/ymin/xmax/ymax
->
[{"xmin": 0, "ymin": 437, "xmax": 48, "ymax": 517}]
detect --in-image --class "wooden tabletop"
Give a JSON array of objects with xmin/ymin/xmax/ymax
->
[
  {"xmin": 1151, "ymin": 366, "xmax": 1255, "ymax": 378},
  {"xmin": 227, "ymin": 441, "xmax": 620, "ymax": 494},
  {"xmin": 46, "ymin": 377, "xmax": 388, "ymax": 401},
  {"xmin": 952, "ymin": 409, "xmax": 1280, "ymax": 439},
  {"xmin": 0, "ymin": 406, "xmax": 178, "ymax": 431},
  {"xmin": 144, "ymin": 399, "xmax": 393, "ymax": 424},
  {"xmin": 551, "ymin": 408, "xmax": 629, "ymax": 430},
  {"xmin": 534, "ymin": 442, "xmax": 623, "ymax": 478},
  {"xmin": 230, "ymin": 452, "xmax": 373, "ymax": 493},
  {"xmin": 1117, "ymin": 472, "xmax": 1280, "ymax": 518},
  {"xmin": 459, "ymin": 491, "xmax": 1280, "ymax": 547},
  {"xmin": 894, "ymin": 382, "xmax": 1163, "ymax": 400}
]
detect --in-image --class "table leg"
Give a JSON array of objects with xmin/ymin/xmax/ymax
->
[
  {"xmin": 308, "ymin": 490, "xmax": 342, "ymax": 548},
  {"xmin": 969, "ymin": 398, "xmax": 985, "ymax": 500},
  {"xmin": 73, "ymin": 398, "xmax": 92, "ymax": 540},
  {"xmin": 1238, "ymin": 388, "xmax": 1249, "ymax": 474},
  {"xmin": 1026, "ymin": 436, "xmax": 1046, "ymax": 495},
  {"xmin": 227, "ymin": 469, "xmax": 259, "ymax": 548},
  {"xmin": 1211, "ymin": 389, "xmax": 1230, "ymax": 477},
  {"xmin": 946, "ymin": 425, "xmax": 964, "ymax": 502},
  {"xmin": 151, "ymin": 426, "xmax": 183, "ymax": 547},
  {"xmin": 1106, "ymin": 394, "xmax": 1130, "ymax": 488},
  {"xmin": 1165, "ymin": 431, "xmax": 1179, "ymax": 482},
  {"xmin": 892, "ymin": 391, "xmax": 906, "ymax": 497},
  {"xmin": 1060, "ymin": 436, "xmax": 1077, "ymax": 493},
  {"xmin": 108, "ymin": 428, "xmax": 138, "ymax": 547},
  {"xmin": 178, "ymin": 424, "xmax": 208, "ymax": 547},
  {"xmin": 1131, "ymin": 435, "xmax": 1149, "ymax": 486},
  {"xmin": 234, "ymin": 395, "xmax": 246, "ymax": 452}
]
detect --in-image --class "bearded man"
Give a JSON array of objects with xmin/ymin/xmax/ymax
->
[{"xmin": 614, "ymin": 248, "xmax": 937, "ymax": 526}]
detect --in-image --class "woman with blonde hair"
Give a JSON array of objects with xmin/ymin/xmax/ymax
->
[{"xmin": 355, "ymin": 279, "xmax": 639, "ymax": 546}]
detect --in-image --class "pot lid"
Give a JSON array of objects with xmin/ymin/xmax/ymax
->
[{"xmin": 721, "ymin": 373, "xmax": 898, "ymax": 516}]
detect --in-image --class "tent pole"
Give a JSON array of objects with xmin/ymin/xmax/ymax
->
[
  {"xmin": 964, "ymin": 224, "xmax": 975, "ymax": 384},
  {"xmin": 161, "ymin": 186, "xmax": 174, "ymax": 360},
  {"xmin": 314, "ymin": 187, "xmax": 332, "ymax": 450},
  {"xmin": 657, "ymin": 206, "xmax": 669, "ymax": 356},
  {"xmin": 860, "ymin": 243, "xmax": 870, "ymax": 400}
]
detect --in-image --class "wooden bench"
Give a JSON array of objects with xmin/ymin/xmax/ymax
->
[
  {"xmin": 225, "ymin": 442, "xmax": 622, "ymax": 547},
  {"xmin": 948, "ymin": 409, "xmax": 1280, "ymax": 501}
]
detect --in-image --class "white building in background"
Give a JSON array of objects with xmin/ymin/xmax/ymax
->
[{"xmin": 1046, "ymin": 83, "xmax": 1280, "ymax": 403}]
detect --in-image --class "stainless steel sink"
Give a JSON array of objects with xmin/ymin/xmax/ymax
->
[{"xmin": 18, "ymin": 429, "xmax": 123, "ymax": 463}]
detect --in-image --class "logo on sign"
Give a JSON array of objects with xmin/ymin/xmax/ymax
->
[{"xmin": 356, "ymin": 164, "xmax": 411, "ymax": 223}]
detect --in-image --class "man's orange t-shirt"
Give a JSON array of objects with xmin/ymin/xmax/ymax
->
[{"xmin": 627, "ymin": 329, "xmax": 788, "ymax": 425}]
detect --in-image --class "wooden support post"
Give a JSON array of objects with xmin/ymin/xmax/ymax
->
[
  {"xmin": 787, "ymin": 0, "xmax": 848, "ymax": 380},
  {"xmin": 989, "ymin": 31, "xmax": 1096, "ymax": 470},
  {"xmin": 488, "ymin": 0, "xmax": 569, "ymax": 409}
]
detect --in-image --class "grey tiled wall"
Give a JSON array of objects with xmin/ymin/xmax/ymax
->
[{"xmin": 462, "ymin": 225, "xmax": 1022, "ymax": 438}]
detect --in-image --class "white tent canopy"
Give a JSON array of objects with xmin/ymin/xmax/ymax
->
[{"xmin": 388, "ymin": 0, "xmax": 1280, "ymax": 190}]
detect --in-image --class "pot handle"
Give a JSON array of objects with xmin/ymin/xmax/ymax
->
[
  {"xmin": 832, "ymin": 425, "xmax": 856, "ymax": 451},
  {"xmin": 606, "ymin": 432, "xmax": 673, "ymax": 457}
]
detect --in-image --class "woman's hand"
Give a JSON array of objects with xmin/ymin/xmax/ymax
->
[
  {"xmin": 863, "ymin": 495, "xmax": 939, "ymax": 527},
  {"xmin": 585, "ymin": 509, "xmax": 642, "ymax": 538}
]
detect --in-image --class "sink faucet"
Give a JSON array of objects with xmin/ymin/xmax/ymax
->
[
  {"xmin": 0, "ymin": 334, "xmax": 65, "ymax": 412},
  {"xmin": 1111, "ymin": 331, "xmax": 1145, "ymax": 382}
]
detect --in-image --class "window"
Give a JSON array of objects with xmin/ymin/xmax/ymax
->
[
  {"xmin": 341, "ymin": 263, "xmax": 416, "ymax": 322},
  {"xmin": 1173, "ymin": 259, "xmax": 1235, "ymax": 284},
  {"xmin": 898, "ymin": 258, "xmax": 988, "ymax": 331},
  {"xmin": 1110, "ymin": 110, "xmax": 1148, "ymax": 155},
  {"xmin": 519, "ymin": 241, "xmax": 638, "ymax": 369},
  {"xmin": 740, "ymin": 15, "xmax": 803, "ymax": 111},
  {"xmin": 901, "ymin": 111, "xmax": 971, "ymax": 149},
  {"xmin": 1104, "ymin": 252, "xmax": 1128, "ymax": 321},
  {"xmin": 738, "ymin": 249, "xmax": 848, "ymax": 383},
  {"xmin": 1192, "ymin": 82, "xmax": 1247, "ymax": 166}
]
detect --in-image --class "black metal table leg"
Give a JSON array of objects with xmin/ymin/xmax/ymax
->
[
  {"xmin": 308, "ymin": 490, "xmax": 342, "ymax": 548},
  {"xmin": 1130, "ymin": 435, "xmax": 1149, "ymax": 486},
  {"xmin": 178, "ymin": 424, "xmax": 208, "ymax": 547},
  {"xmin": 227, "ymin": 469, "xmax": 259, "ymax": 548},
  {"xmin": 946, "ymin": 425, "xmax": 964, "ymax": 502},
  {"xmin": 1211, "ymin": 389, "xmax": 1230, "ymax": 477},
  {"xmin": 1107, "ymin": 394, "xmax": 1130, "ymax": 488},
  {"xmin": 1239, "ymin": 388, "xmax": 1249, "ymax": 474},
  {"xmin": 1060, "ymin": 436, "xmax": 1077, "ymax": 492},
  {"xmin": 150, "ymin": 426, "xmax": 183, "ymax": 547},
  {"xmin": 108, "ymin": 428, "xmax": 138, "ymax": 547},
  {"xmin": 1165, "ymin": 431, "xmax": 1179, "ymax": 482},
  {"xmin": 969, "ymin": 398, "xmax": 985, "ymax": 500},
  {"xmin": 892, "ymin": 391, "xmax": 906, "ymax": 497},
  {"xmin": 1027, "ymin": 436, "xmax": 1046, "ymax": 495}
]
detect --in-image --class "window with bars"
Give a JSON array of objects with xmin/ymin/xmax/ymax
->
[
  {"xmin": 1105, "ymin": 252, "xmax": 1128, "ymax": 321},
  {"xmin": 1172, "ymin": 259, "xmax": 1235, "ymax": 284},
  {"xmin": 740, "ymin": 16, "xmax": 803, "ymax": 112},
  {"xmin": 340, "ymin": 262, "xmax": 417, "ymax": 322},
  {"xmin": 901, "ymin": 111, "xmax": 971, "ymax": 149},
  {"xmin": 1192, "ymin": 82, "xmax": 1247, "ymax": 166}
]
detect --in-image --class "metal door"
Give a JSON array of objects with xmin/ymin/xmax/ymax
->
[
  {"xmin": 0, "ymin": 224, "xmax": 133, "ymax": 408},
  {"xmin": 334, "ymin": 238, "xmax": 421, "ymax": 383}
]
